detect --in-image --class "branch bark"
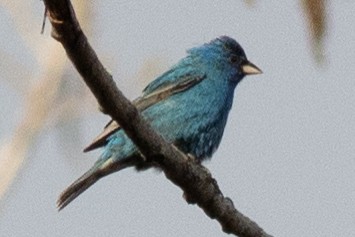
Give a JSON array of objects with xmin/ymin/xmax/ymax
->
[{"xmin": 42, "ymin": 1, "xmax": 272, "ymax": 236}]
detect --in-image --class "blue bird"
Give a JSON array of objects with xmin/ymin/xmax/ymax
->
[{"xmin": 57, "ymin": 36, "xmax": 262, "ymax": 210}]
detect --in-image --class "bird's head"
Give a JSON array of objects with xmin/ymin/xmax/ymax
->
[{"xmin": 189, "ymin": 36, "xmax": 262, "ymax": 83}]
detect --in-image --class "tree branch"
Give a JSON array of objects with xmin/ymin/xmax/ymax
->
[{"xmin": 42, "ymin": 1, "xmax": 272, "ymax": 236}]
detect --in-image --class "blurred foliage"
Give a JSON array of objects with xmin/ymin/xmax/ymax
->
[
  {"xmin": 301, "ymin": 0, "xmax": 326, "ymax": 63},
  {"xmin": 245, "ymin": 0, "xmax": 327, "ymax": 63},
  {"xmin": 0, "ymin": 1, "xmax": 93, "ymax": 201},
  {"xmin": 244, "ymin": 0, "xmax": 256, "ymax": 7}
]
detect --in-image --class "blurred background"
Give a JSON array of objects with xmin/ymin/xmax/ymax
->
[{"xmin": 1, "ymin": 1, "xmax": 354, "ymax": 236}]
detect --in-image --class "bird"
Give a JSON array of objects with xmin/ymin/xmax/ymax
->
[{"xmin": 57, "ymin": 36, "xmax": 262, "ymax": 210}]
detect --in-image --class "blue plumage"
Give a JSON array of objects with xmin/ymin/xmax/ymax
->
[{"xmin": 57, "ymin": 36, "xmax": 262, "ymax": 209}]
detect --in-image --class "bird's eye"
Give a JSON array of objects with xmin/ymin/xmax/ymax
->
[{"xmin": 229, "ymin": 55, "xmax": 238, "ymax": 64}]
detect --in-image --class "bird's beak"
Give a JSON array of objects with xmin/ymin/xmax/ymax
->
[{"xmin": 241, "ymin": 60, "xmax": 262, "ymax": 75}]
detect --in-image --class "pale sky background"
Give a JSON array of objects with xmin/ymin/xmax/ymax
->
[{"xmin": 1, "ymin": 1, "xmax": 355, "ymax": 236}]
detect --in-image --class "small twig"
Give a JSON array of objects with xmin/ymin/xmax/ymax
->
[{"xmin": 41, "ymin": 7, "xmax": 47, "ymax": 34}]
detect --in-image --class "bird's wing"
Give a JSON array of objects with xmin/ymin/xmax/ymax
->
[{"xmin": 83, "ymin": 74, "xmax": 206, "ymax": 152}]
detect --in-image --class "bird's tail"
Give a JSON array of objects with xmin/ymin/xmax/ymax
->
[{"xmin": 57, "ymin": 156, "xmax": 140, "ymax": 210}]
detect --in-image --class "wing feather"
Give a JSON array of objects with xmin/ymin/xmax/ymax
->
[{"xmin": 83, "ymin": 74, "xmax": 206, "ymax": 152}]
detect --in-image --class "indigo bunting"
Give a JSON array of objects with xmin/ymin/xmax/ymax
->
[{"xmin": 57, "ymin": 36, "xmax": 262, "ymax": 210}]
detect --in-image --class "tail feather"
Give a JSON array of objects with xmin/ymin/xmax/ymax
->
[
  {"xmin": 57, "ymin": 156, "xmax": 140, "ymax": 210},
  {"xmin": 57, "ymin": 166, "xmax": 102, "ymax": 211}
]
